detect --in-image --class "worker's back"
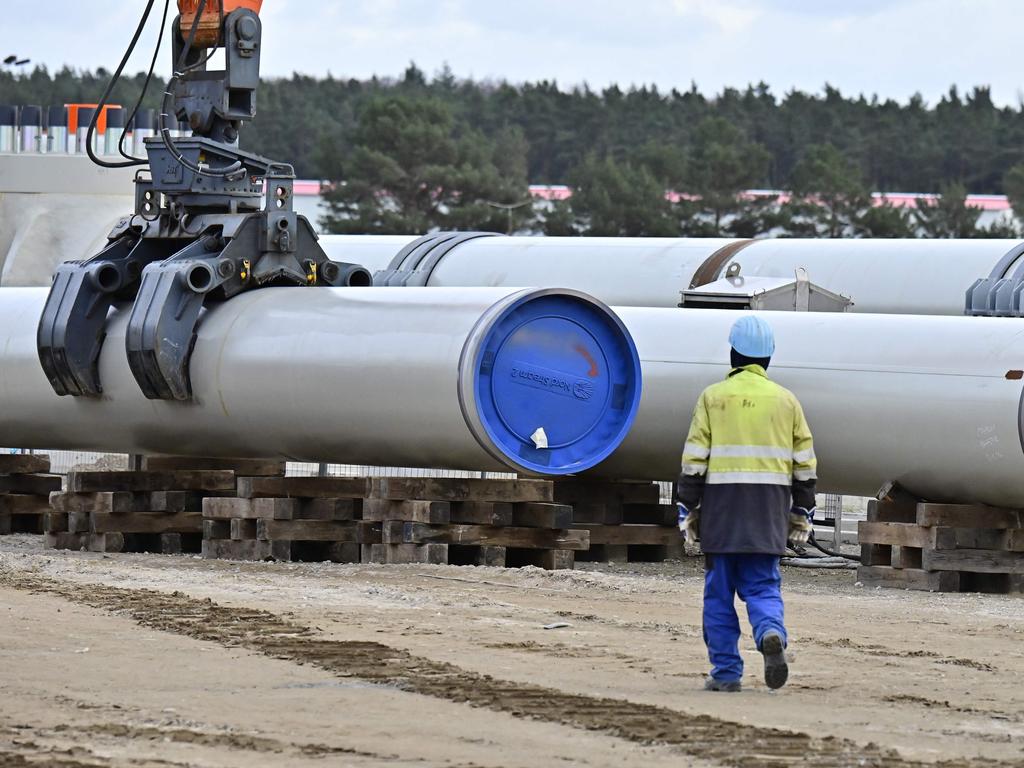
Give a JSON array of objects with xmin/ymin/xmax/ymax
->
[{"xmin": 682, "ymin": 364, "xmax": 815, "ymax": 555}]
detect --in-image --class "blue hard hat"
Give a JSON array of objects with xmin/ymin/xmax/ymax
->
[{"xmin": 729, "ymin": 315, "xmax": 775, "ymax": 358}]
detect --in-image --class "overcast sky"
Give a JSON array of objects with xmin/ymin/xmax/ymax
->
[{"xmin": 5, "ymin": 0, "xmax": 1022, "ymax": 106}]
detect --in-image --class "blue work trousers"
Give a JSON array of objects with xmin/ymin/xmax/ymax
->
[{"xmin": 703, "ymin": 553, "xmax": 787, "ymax": 682}]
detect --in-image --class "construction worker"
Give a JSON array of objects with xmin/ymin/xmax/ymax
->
[{"xmin": 676, "ymin": 315, "xmax": 816, "ymax": 693}]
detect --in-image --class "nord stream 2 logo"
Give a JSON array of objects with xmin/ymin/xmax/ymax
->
[{"xmin": 510, "ymin": 362, "xmax": 595, "ymax": 401}]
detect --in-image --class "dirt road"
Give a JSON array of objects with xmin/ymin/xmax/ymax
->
[{"xmin": 0, "ymin": 534, "xmax": 1021, "ymax": 767}]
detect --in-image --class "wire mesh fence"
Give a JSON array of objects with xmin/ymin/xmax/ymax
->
[
  {"xmin": 820, "ymin": 493, "xmax": 842, "ymax": 521},
  {"xmin": 286, "ymin": 462, "xmax": 516, "ymax": 480},
  {"xmin": 2, "ymin": 448, "xmax": 517, "ymax": 482}
]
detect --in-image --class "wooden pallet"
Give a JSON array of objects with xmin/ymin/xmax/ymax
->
[
  {"xmin": 364, "ymin": 479, "xmax": 580, "ymax": 569},
  {"xmin": 0, "ymin": 454, "xmax": 60, "ymax": 535},
  {"xmin": 45, "ymin": 531, "xmax": 201, "ymax": 555},
  {"xmin": 42, "ymin": 466, "xmax": 249, "ymax": 554},
  {"xmin": 370, "ymin": 477, "xmax": 553, "ymax": 503},
  {"xmin": 858, "ymin": 495, "xmax": 1024, "ymax": 593},
  {"xmin": 41, "ymin": 458, "xmax": 289, "ymax": 552},
  {"xmin": 47, "ymin": 486, "xmax": 208, "ymax": 555},
  {"xmin": 200, "ymin": 476, "xmax": 583, "ymax": 569},
  {"xmin": 552, "ymin": 480, "xmax": 681, "ymax": 563},
  {"xmin": 553, "ymin": 479, "xmax": 661, "ymax": 525},
  {"xmin": 574, "ymin": 523, "xmax": 684, "ymax": 563},
  {"xmin": 202, "ymin": 476, "xmax": 379, "ymax": 562},
  {"xmin": 67, "ymin": 470, "xmax": 236, "ymax": 494},
  {"xmin": 0, "ymin": 453, "xmax": 53, "ymax": 475}
]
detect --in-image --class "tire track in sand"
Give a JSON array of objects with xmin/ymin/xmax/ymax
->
[{"xmin": 3, "ymin": 569, "xmax": 1018, "ymax": 768}]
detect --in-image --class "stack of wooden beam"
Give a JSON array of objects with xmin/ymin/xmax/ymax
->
[
  {"xmin": 859, "ymin": 493, "xmax": 1023, "ymax": 593},
  {"xmin": 202, "ymin": 476, "xmax": 587, "ymax": 570},
  {"xmin": 202, "ymin": 476, "xmax": 379, "ymax": 562},
  {"xmin": 365, "ymin": 477, "xmax": 587, "ymax": 569},
  {"xmin": 554, "ymin": 480, "xmax": 682, "ymax": 564},
  {"xmin": 0, "ymin": 454, "xmax": 60, "ymax": 535},
  {"xmin": 45, "ymin": 458, "xmax": 282, "ymax": 554},
  {"xmin": 37, "ymin": 460, "xmax": 685, "ymax": 570}
]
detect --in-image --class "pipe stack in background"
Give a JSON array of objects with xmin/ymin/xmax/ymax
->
[
  {"xmin": 325, "ymin": 234, "xmax": 1024, "ymax": 317},
  {"xmin": 0, "ymin": 103, "xmax": 158, "ymax": 157},
  {"xmin": 0, "ymin": 111, "xmax": 138, "ymax": 286}
]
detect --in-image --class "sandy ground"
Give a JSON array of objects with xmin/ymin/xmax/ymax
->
[{"xmin": 0, "ymin": 534, "xmax": 1021, "ymax": 768}]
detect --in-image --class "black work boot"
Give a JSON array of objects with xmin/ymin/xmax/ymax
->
[
  {"xmin": 704, "ymin": 678, "xmax": 742, "ymax": 692},
  {"xmin": 760, "ymin": 631, "xmax": 788, "ymax": 690}
]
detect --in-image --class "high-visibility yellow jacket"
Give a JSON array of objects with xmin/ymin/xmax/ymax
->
[{"xmin": 677, "ymin": 365, "xmax": 816, "ymax": 554}]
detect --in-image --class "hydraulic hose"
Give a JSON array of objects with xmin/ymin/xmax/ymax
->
[{"xmin": 808, "ymin": 530, "xmax": 861, "ymax": 562}]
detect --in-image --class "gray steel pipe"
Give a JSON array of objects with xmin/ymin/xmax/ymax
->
[
  {"xmin": 322, "ymin": 234, "xmax": 1022, "ymax": 316},
  {"xmin": 0, "ymin": 287, "xmax": 641, "ymax": 476},
  {"xmin": 0, "ymin": 284, "xmax": 1022, "ymax": 505},
  {"xmin": 595, "ymin": 307, "xmax": 1024, "ymax": 507}
]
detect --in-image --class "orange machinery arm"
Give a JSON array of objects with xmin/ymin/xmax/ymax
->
[{"xmin": 177, "ymin": 0, "xmax": 263, "ymax": 47}]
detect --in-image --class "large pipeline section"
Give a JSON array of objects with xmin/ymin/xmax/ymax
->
[
  {"xmin": 1, "ymin": 287, "xmax": 1023, "ymax": 506},
  {"xmin": 0, "ymin": 287, "xmax": 642, "ymax": 477},
  {"xmin": 322, "ymin": 234, "xmax": 1024, "ymax": 316}
]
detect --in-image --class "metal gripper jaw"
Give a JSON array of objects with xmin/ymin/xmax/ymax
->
[
  {"xmin": 37, "ymin": 213, "xmax": 369, "ymax": 401},
  {"xmin": 125, "ymin": 216, "xmax": 370, "ymax": 401},
  {"xmin": 36, "ymin": 234, "xmax": 170, "ymax": 397},
  {"xmin": 125, "ymin": 237, "xmax": 223, "ymax": 401}
]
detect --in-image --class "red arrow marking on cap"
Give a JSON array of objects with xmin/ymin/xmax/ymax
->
[{"xmin": 574, "ymin": 343, "xmax": 599, "ymax": 377}]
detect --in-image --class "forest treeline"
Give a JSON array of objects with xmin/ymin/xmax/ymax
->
[{"xmin": 5, "ymin": 63, "xmax": 1024, "ymax": 237}]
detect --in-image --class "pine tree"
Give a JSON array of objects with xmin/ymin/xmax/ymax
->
[
  {"xmin": 786, "ymin": 143, "xmax": 872, "ymax": 237},
  {"xmin": 552, "ymin": 155, "xmax": 679, "ymax": 237},
  {"xmin": 319, "ymin": 96, "xmax": 531, "ymax": 234},
  {"xmin": 1002, "ymin": 163, "xmax": 1024, "ymax": 221},
  {"xmin": 684, "ymin": 117, "xmax": 770, "ymax": 235},
  {"xmin": 913, "ymin": 182, "xmax": 982, "ymax": 238}
]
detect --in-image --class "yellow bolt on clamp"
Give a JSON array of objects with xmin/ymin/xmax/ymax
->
[
  {"xmin": 307, "ymin": 262, "xmax": 318, "ymax": 284},
  {"xmin": 240, "ymin": 259, "xmax": 250, "ymax": 281}
]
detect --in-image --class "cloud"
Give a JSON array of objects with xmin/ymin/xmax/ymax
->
[
  {"xmin": 671, "ymin": 0, "xmax": 763, "ymax": 33},
  {"xmin": 5, "ymin": 0, "xmax": 1023, "ymax": 106}
]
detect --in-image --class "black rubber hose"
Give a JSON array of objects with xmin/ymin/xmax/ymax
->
[
  {"xmin": 118, "ymin": 0, "xmax": 171, "ymax": 162},
  {"xmin": 85, "ymin": 0, "xmax": 158, "ymax": 169},
  {"xmin": 809, "ymin": 530, "xmax": 861, "ymax": 562}
]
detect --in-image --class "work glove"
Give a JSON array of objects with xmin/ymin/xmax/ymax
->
[
  {"xmin": 677, "ymin": 503, "xmax": 700, "ymax": 546},
  {"xmin": 788, "ymin": 506, "xmax": 815, "ymax": 546}
]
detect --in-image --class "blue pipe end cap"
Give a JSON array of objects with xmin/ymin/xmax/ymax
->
[{"xmin": 467, "ymin": 290, "xmax": 641, "ymax": 475}]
